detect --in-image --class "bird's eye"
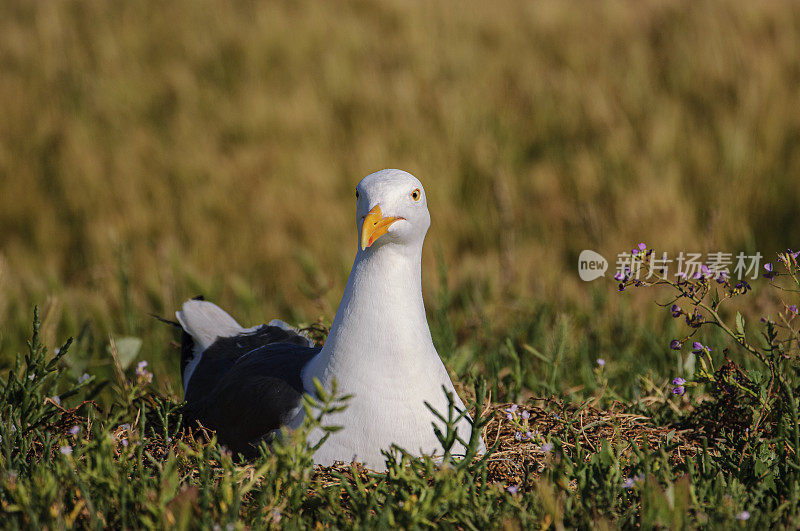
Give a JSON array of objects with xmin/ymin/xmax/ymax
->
[
  {"xmin": 411, "ymin": 188, "xmax": 421, "ymax": 201},
  {"xmin": 355, "ymin": 189, "xmax": 359, "ymax": 199}
]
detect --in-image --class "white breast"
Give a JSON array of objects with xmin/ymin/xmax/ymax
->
[{"xmin": 294, "ymin": 243, "xmax": 483, "ymax": 469}]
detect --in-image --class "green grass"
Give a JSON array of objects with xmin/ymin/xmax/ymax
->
[
  {"xmin": 3, "ymin": 291, "xmax": 798, "ymax": 528},
  {"xmin": 2, "ymin": 0, "xmax": 800, "ymax": 527}
]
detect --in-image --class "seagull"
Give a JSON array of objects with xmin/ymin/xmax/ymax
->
[{"xmin": 175, "ymin": 169, "xmax": 484, "ymax": 469}]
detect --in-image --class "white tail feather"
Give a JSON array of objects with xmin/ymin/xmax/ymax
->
[{"xmin": 176, "ymin": 300, "xmax": 244, "ymax": 350}]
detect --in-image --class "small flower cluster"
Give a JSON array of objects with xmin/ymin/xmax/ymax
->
[
  {"xmin": 669, "ymin": 339, "xmax": 713, "ymax": 396},
  {"xmin": 503, "ymin": 404, "xmax": 545, "ymax": 446},
  {"xmin": 618, "ymin": 243, "xmax": 760, "ymax": 302},
  {"xmin": 115, "ymin": 423, "xmax": 135, "ymax": 449},
  {"xmin": 620, "ymin": 245, "xmax": 800, "ymax": 440},
  {"xmin": 515, "ymin": 431, "xmax": 535, "ymax": 441},
  {"xmin": 763, "ymin": 249, "xmax": 799, "ymax": 281},
  {"xmin": 135, "ymin": 360, "xmax": 153, "ymax": 384},
  {"xmin": 631, "ymin": 242, "xmax": 647, "ymax": 255},
  {"xmin": 691, "ymin": 342, "xmax": 712, "ymax": 355},
  {"xmin": 672, "ymin": 377, "xmax": 686, "ymax": 396},
  {"xmin": 777, "ymin": 249, "xmax": 800, "ymax": 266},
  {"xmin": 613, "ymin": 244, "xmax": 651, "ymax": 289},
  {"xmin": 685, "ymin": 308, "xmax": 703, "ymax": 328},
  {"xmin": 731, "ymin": 279, "xmax": 752, "ymax": 295},
  {"xmin": 668, "ymin": 344, "xmax": 709, "ymax": 397},
  {"xmin": 614, "ymin": 244, "xmax": 652, "ymax": 290}
]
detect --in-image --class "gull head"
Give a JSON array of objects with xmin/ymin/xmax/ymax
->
[{"xmin": 355, "ymin": 169, "xmax": 431, "ymax": 253}]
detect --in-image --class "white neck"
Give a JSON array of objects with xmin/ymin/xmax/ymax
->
[{"xmin": 303, "ymin": 241, "xmax": 437, "ymax": 393}]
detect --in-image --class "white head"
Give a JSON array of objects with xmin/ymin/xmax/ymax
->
[{"xmin": 355, "ymin": 169, "xmax": 431, "ymax": 255}]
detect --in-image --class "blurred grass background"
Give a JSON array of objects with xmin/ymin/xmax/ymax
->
[{"xmin": 1, "ymin": 0, "xmax": 798, "ymax": 400}]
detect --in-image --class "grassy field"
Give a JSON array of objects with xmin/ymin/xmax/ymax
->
[{"xmin": 2, "ymin": 0, "xmax": 800, "ymax": 527}]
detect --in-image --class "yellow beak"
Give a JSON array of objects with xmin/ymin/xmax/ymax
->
[{"xmin": 361, "ymin": 205, "xmax": 403, "ymax": 251}]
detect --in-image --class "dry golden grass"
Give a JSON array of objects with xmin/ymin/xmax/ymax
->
[{"xmin": 1, "ymin": 0, "xmax": 798, "ymax": 379}]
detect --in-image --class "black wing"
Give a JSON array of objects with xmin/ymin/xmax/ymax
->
[{"xmin": 182, "ymin": 325, "xmax": 320, "ymax": 456}]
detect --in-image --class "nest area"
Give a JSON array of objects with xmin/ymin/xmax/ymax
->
[
  {"xmin": 480, "ymin": 399, "xmax": 701, "ymax": 484},
  {"xmin": 34, "ymin": 398, "xmax": 703, "ymax": 487}
]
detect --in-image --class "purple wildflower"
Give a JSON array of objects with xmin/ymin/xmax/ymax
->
[
  {"xmin": 670, "ymin": 340, "xmax": 682, "ymax": 350},
  {"xmin": 622, "ymin": 477, "xmax": 636, "ymax": 489},
  {"xmin": 69, "ymin": 425, "xmax": 80, "ymax": 436},
  {"xmin": 515, "ymin": 431, "xmax": 533, "ymax": 441},
  {"xmin": 685, "ymin": 310, "xmax": 703, "ymax": 328},
  {"xmin": 136, "ymin": 360, "xmax": 153, "ymax": 384},
  {"xmin": 78, "ymin": 373, "xmax": 90, "ymax": 384},
  {"xmin": 735, "ymin": 511, "xmax": 750, "ymax": 521},
  {"xmin": 540, "ymin": 442, "xmax": 553, "ymax": 453},
  {"xmin": 597, "ymin": 358, "xmax": 606, "ymax": 367},
  {"xmin": 614, "ymin": 271, "xmax": 625, "ymax": 281},
  {"xmin": 507, "ymin": 485, "xmax": 519, "ymax": 495},
  {"xmin": 789, "ymin": 305, "xmax": 798, "ymax": 314},
  {"xmin": 733, "ymin": 280, "xmax": 752, "ymax": 295},
  {"xmin": 692, "ymin": 342, "xmax": 703, "ymax": 353},
  {"xmin": 763, "ymin": 263, "xmax": 775, "ymax": 280},
  {"xmin": 632, "ymin": 248, "xmax": 639, "ymax": 255},
  {"xmin": 521, "ymin": 410, "xmax": 530, "ymax": 420},
  {"xmin": 638, "ymin": 243, "xmax": 647, "ymax": 251},
  {"xmin": 672, "ymin": 377, "xmax": 686, "ymax": 386},
  {"xmin": 670, "ymin": 304, "xmax": 681, "ymax": 317},
  {"xmin": 59, "ymin": 446, "xmax": 72, "ymax": 455},
  {"xmin": 504, "ymin": 404, "xmax": 518, "ymax": 421}
]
